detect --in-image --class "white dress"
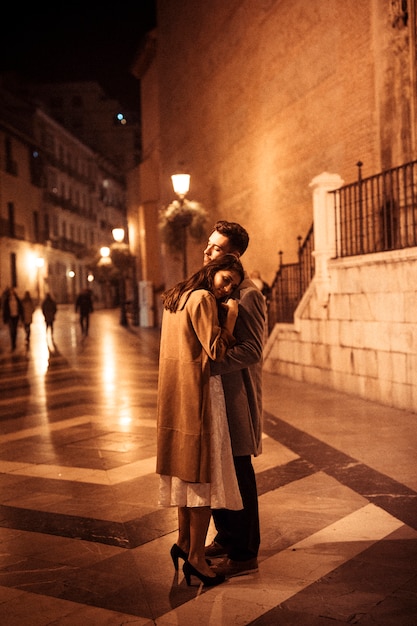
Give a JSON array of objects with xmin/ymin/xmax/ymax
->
[{"xmin": 158, "ymin": 375, "xmax": 243, "ymax": 510}]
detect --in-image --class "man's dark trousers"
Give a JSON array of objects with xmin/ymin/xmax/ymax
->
[{"xmin": 212, "ymin": 455, "xmax": 260, "ymax": 561}]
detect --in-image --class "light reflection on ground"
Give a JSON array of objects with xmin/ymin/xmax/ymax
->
[{"xmin": 1, "ymin": 305, "xmax": 160, "ymax": 432}]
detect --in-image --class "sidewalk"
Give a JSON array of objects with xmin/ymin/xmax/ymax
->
[{"xmin": 0, "ymin": 307, "xmax": 416, "ymax": 624}]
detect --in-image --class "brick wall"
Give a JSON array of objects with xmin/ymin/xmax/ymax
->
[{"xmin": 154, "ymin": 0, "xmax": 415, "ymax": 286}]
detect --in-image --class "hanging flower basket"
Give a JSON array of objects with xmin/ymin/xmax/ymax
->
[{"xmin": 159, "ymin": 199, "xmax": 208, "ymax": 252}]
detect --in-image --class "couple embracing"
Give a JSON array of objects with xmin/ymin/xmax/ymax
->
[{"xmin": 156, "ymin": 220, "xmax": 265, "ymax": 586}]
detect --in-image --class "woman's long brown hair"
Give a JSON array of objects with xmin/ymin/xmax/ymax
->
[{"xmin": 162, "ymin": 254, "xmax": 244, "ymax": 312}]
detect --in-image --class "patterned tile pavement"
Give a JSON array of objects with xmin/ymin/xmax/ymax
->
[{"xmin": 0, "ymin": 305, "xmax": 416, "ymax": 625}]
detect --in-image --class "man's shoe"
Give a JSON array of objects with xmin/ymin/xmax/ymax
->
[
  {"xmin": 212, "ymin": 557, "xmax": 259, "ymax": 578},
  {"xmin": 204, "ymin": 541, "xmax": 228, "ymax": 558}
]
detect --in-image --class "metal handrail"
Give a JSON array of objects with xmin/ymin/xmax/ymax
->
[
  {"xmin": 268, "ymin": 225, "xmax": 314, "ymax": 330},
  {"xmin": 267, "ymin": 159, "xmax": 417, "ymax": 329}
]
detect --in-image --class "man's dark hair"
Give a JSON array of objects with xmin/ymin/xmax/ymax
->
[{"xmin": 213, "ymin": 220, "xmax": 249, "ymax": 256}]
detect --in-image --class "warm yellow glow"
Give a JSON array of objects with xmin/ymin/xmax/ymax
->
[
  {"xmin": 36, "ymin": 257, "xmax": 45, "ymax": 268},
  {"xmin": 171, "ymin": 173, "xmax": 190, "ymax": 197},
  {"xmin": 119, "ymin": 416, "xmax": 133, "ymax": 427},
  {"xmin": 128, "ymin": 223, "xmax": 137, "ymax": 250},
  {"xmin": 100, "ymin": 246, "xmax": 111, "ymax": 258},
  {"xmin": 32, "ymin": 310, "xmax": 50, "ymax": 377},
  {"xmin": 68, "ymin": 270, "xmax": 75, "ymax": 278},
  {"xmin": 87, "ymin": 273, "xmax": 94, "ymax": 282},
  {"xmin": 112, "ymin": 228, "xmax": 125, "ymax": 243}
]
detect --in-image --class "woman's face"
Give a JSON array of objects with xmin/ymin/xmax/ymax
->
[{"xmin": 212, "ymin": 269, "xmax": 241, "ymax": 299}]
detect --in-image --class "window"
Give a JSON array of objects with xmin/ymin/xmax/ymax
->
[
  {"xmin": 7, "ymin": 202, "xmax": 15, "ymax": 237},
  {"xmin": 5, "ymin": 137, "xmax": 18, "ymax": 175},
  {"xmin": 10, "ymin": 253, "xmax": 17, "ymax": 287},
  {"xmin": 52, "ymin": 215, "xmax": 59, "ymax": 237},
  {"xmin": 30, "ymin": 148, "xmax": 42, "ymax": 186},
  {"xmin": 44, "ymin": 213, "xmax": 50, "ymax": 241},
  {"xmin": 33, "ymin": 211, "xmax": 40, "ymax": 242}
]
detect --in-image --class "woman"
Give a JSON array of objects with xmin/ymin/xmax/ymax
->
[{"xmin": 157, "ymin": 254, "xmax": 245, "ymax": 587}]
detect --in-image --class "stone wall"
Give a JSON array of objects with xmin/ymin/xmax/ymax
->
[{"xmin": 263, "ymin": 171, "xmax": 417, "ymax": 414}]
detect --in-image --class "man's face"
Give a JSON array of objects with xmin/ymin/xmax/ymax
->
[{"xmin": 203, "ymin": 230, "xmax": 235, "ymax": 265}]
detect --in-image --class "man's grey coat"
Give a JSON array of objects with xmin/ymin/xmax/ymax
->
[{"xmin": 211, "ymin": 276, "xmax": 266, "ymax": 456}]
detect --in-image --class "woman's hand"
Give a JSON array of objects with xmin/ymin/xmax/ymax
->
[
  {"xmin": 220, "ymin": 298, "xmax": 239, "ymax": 333},
  {"xmin": 221, "ymin": 298, "xmax": 238, "ymax": 316}
]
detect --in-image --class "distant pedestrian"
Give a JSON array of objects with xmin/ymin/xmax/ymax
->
[
  {"xmin": 42, "ymin": 293, "xmax": 57, "ymax": 338},
  {"xmin": 249, "ymin": 270, "xmax": 271, "ymax": 302},
  {"xmin": 2, "ymin": 287, "xmax": 23, "ymax": 351},
  {"xmin": 75, "ymin": 288, "xmax": 93, "ymax": 336},
  {"xmin": 21, "ymin": 291, "xmax": 35, "ymax": 343}
]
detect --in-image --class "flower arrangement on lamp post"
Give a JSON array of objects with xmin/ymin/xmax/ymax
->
[{"xmin": 159, "ymin": 175, "xmax": 208, "ymax": 278}]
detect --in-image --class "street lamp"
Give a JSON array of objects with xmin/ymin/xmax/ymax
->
[
  {"xmin": 98, "ymin": 247, "xmax": 112, "ymax": 308},
  {"xmin": 112, "ymin": 228, "xmax": 125, "ymax": 244},
  {"xmin": 100, "ymin": 246, "xmax": 111, "ymax": 260},
  {"xmin": 111, "ymin": 228, "xmax": 128, "ymax": 327},
  {"xmin": 108, "ymin": 228, "xmax": 139, "ymax": 327},
  {"xmin": 68, "ymin": 269, "xmax": 76, "ymax": 303},
  {"xmin": 171, "ymin": 173, "xmax": 191, "ymax": 277},
  {"xmin": 171, "ymin": 174, "xmax": 190, "ymax": 200}
]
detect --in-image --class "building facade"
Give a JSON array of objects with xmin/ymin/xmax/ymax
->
[
  {"xmin": 131, "ymin": 0, "xmax": 417, "ymax": 410},
  {"xmin": 134, "ymin": 0, "xmax": 416, "ymax": 290},
  {"xmin": 0, "ymin": 81, "xmax": 128, "ymax": 308}
]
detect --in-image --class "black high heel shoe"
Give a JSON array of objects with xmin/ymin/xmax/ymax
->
[
  {"xmin": 170, "ymin": 544, "xmax": 212, "ymax": 571},
  {"xmin": 183, "ymin": 561, "xmax": 225, "ymax": 587},
  {"xmin": 170, "ymin": 544, "xmax": 188, "ymax": 571}
]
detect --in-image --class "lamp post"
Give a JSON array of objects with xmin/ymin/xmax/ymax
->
[
  {"xmin": 98, "ymin": 246, "xmax": 112, "ymax": 308},
  {"xmin": 68, "ymin": 269, "xmax": 76, "ymax": 304},
  {"xmin": 111, "ymin": 228, "xmax": 128, "ymax": 327},
  {"xmin": 171, "ymin": 174, "xmax": 191, "ymax": 278}
]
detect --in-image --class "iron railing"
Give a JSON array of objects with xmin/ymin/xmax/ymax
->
[
  {"xmin": 267, "ymin": 159, "xmax": 417, "ymax": 329},
  {"xmin": 334, "ymin": 160, "xmax": 417, "ymax": 257},
  {"xmin": 268, "ymin": 225, "xmax": 314, "ymax": 331}
]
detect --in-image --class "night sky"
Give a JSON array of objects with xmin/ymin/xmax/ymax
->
[{"xmin": 0, "ymin": 1, "xmax": 156, "ymax": 110}]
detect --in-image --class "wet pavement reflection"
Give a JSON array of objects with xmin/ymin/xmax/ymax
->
[{"xmin": 0, "ymin": 305, "xmax": 416, "ymax": 624}]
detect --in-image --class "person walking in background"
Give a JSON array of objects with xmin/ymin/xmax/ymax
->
[
  {"xmin": 202, "ymin": 220, "xmax": 266, "ymax": 579},
  {"xmin": 157, "ymin": 254, "xmax": 245, "ymax": 588},
  {"xmin": 249, "ymin": 270, "xmax": 271, "ymax": 340},
  {"xmin": 21, "ymin": 291, "xmax": 35, "ymax": 344},
  {"xmin": 75, "ymin": 288, "xmax": 93, "ymax": 336},
  {"xmin": 2, "ymin": 287, "xmax": 23, "ymax": 351},
  {"xmin": 41, "ymin": 293, "xmax": 57, "ymax": 339},
  {"xmin": 249, "ymin": 270, "xmax": 271, "ymax": 303}
]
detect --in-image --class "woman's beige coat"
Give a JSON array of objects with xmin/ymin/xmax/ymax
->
[{"xmin": 156, "ymin": 289, "xmax": 235, "ymax": 483}]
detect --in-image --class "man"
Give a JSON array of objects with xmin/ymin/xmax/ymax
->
[
  {"xmin": 203, "ymin": 220, "xmax": 266, "ymax": 577},
  {"xmin": 75, "ymin": 288, "xmax": 93, "ymax": 336},
  {"xmin": 42, "ymin": 293, "xmax": 57, "ymax": 339},
  {"xmin": 2, "ymin": 287, "xmax": 23, "ymax": 351}
]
